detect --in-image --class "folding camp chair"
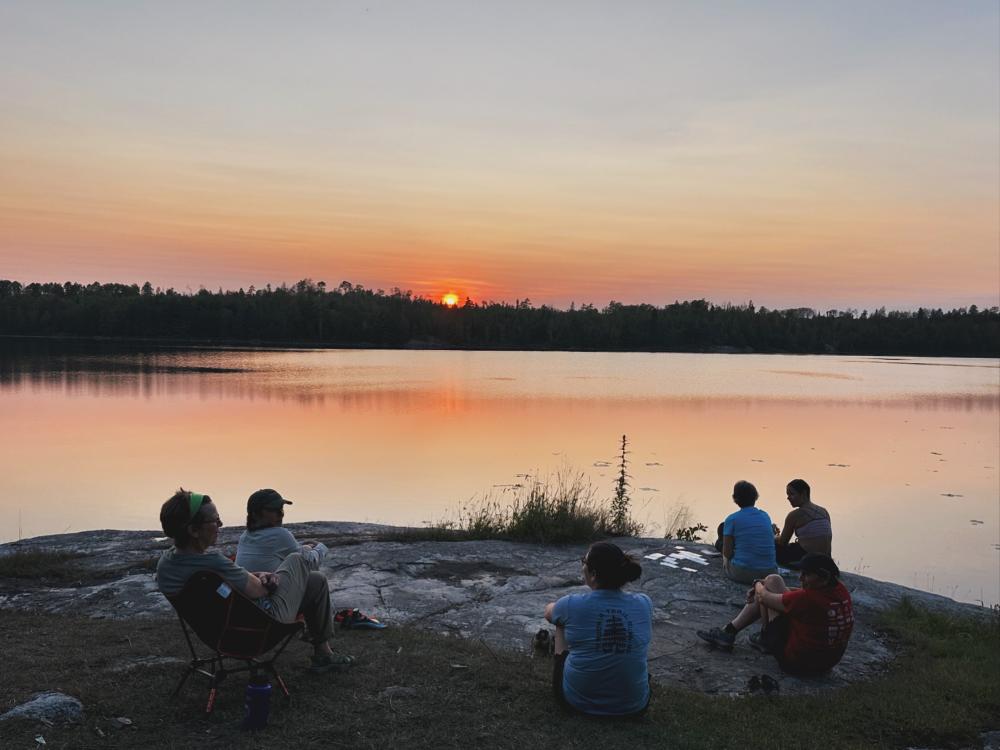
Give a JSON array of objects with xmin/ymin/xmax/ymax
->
[{"xmin": 165, "ymin": 570, "xmax": 304, "ymax": 714}]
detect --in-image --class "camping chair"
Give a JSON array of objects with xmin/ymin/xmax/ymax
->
[{"xmin": 165, "ymin": 570, "xmax": 304, "ymax": 714}]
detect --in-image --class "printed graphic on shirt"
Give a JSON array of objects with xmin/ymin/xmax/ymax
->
[
  {"xmin": 594, "ymin": 607, "xmax": 635, "ymax": 654},
  {"xmin": 825, "ymin": 600, "xmax": 854, "ymax": 646}
]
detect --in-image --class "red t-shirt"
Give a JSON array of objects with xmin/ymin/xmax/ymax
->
[{"xmin": 780, "ymin": 582, "xmax": 854, "ymax": 674}]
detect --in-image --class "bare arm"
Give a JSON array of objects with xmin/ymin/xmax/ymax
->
[
  {"xmin": 544, "ymin": 602, "xmax": 556, "ymax": 622},
  {"xmin": 722, "ymin": 535, "xmax": 735, "ymax": 561},
  {"xmin": 776, "ymin": 510, "xmax": 797, "ymax": 546}
]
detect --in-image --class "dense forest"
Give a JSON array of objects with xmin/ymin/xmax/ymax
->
[{"xmin": 0, "ymin": 279, "xmax": 997, "ymax": 356}]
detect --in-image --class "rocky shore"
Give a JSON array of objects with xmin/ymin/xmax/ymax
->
[{"xmin": 0, "ymin": 522, "xmax": 986, "ymax": 697}]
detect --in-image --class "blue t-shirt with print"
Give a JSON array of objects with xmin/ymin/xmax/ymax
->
[
  {"xmin": 550, "ymin": 589, "xmax": 652, "ymax": 715},
  {"xmin": 723, "ymin": 505, "xmax": 777, "ymax": 570}
]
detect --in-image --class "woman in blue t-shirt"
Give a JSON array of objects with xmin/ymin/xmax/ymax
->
[
  {"xmin": 543, "ymin": 542, "xmax": 652, "ymax": 716},
  {"xmin": 714, "ymin": 480, "xmax": 778, "ymax": 584}
]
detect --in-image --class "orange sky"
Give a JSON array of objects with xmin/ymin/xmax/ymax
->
[{"xmin": 1, "ymin": 2, "xmax": 997, "ymax": 310}]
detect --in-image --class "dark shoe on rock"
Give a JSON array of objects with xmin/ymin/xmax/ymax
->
[{"xmin": 697, "ymin": 627, "xmax": 735, "ymax": 651}]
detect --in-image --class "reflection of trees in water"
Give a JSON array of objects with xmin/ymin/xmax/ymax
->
[{"xmin": 1, "ymin": 342, "xmax": 997, "ymax": 412}]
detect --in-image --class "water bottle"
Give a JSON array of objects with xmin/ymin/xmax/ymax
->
[{"xmin": 242, "ymin": 675, "xmax": 272, "ymax": 731}]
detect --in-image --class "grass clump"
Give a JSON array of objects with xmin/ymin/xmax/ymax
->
[
  {"xmin": 402, "ymin": 436, "xmax": 644, "ymax": 545},
  {"xmin": 662, "ymin": 503, "xmax": 708, "ymax": 542},
  {"xmin": 457, "ymin": 469, "xmax": 622, "ymax": 543},
  {"xmin": 0, "ymin": 548, "xmax": 86, "ymax": 580}
]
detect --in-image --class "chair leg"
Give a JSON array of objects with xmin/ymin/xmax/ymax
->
[
  {"xmin": 274, "ymin": 671, "xmax": 291, "ymax": 699},
  {"xmin": 205, "ymin": 683, "xmax": 218, "ymax": 715},
  {"xmin": 205, "ymin": 658, "xmax": 222, "ymax": 715}
]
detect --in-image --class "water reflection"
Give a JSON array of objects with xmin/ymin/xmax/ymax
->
[
  {"xmin": 2, "ymin": 344, "xmax": 997, "ymax": 412},
  {"xmin": 0, "ymin": 342, "xmax": 997, "ymax": 605}
]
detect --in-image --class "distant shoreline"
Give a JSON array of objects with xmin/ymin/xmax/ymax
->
[{"xmin": 2, "ymin": 333, "xmax": 996, "ymax": 360}]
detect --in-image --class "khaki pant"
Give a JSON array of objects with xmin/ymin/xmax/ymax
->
[
  {"xmin": 723, "ymin": 557, "xmax": 777, "ymax": 584},
  {"xmin": 266, "ymin": 552, "xmax": 333, "ymax": 644}
]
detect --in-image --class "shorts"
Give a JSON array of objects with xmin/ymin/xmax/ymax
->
[
  {"xmin": 761, "ymin": 614, "xmax": 791, "ymax": 657},
  {"xmin": 775, "ymin": 542, "xmax": 807, "ymax": 567},
  {"xmin": 723, "ymin": 558, "xmax": 777, "ymax": 584}
]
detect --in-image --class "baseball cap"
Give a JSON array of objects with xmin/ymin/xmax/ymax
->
[
  {"xmin": 247, "ymin": 488, "xmax": 293, "ymax": 513},
  {"xmin": 799, "ymin": 553, "xmax": 840, "ymax": 581}
]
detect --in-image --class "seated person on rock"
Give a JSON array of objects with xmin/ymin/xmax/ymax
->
[
  {"xmin": 155, "ymin": 488, "xmax": 352, "ymax": 673},
  {"xmin": 697, "ymin": 552, "xmax": 854, "ymax": 676},
  {"xmin": 714, "ymin": 480, "xmax": 778, "ymax": 584},
  {"xmin": 235, "ymin": 488, "xmax": 328, "ymax": 573},
  {"xmin": 543, "ymin": 542, "xmax": 652, "ymax": 717},
  {"xmin": 774, "ymin": 478, "xmax": 832, "ymax": 567}
]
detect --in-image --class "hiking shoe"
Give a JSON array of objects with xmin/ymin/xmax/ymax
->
[
  {"xmin": 309, "ymin": 652, "xmax": 355, "ymax": 674},
  {"xmin": 696, "ymin": 627, "xmax": 735, "ymax": 651},
  {"xmin": 748, "ymin": 630, "xmax": 771, "ymax": 654}
]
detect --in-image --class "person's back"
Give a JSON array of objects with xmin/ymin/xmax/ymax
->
[
  {"xmin": 236, "ymin": 489, "xmax": 328, "ymax": 572},
  {"xmin": 556, "ymin": 589, "xmax": 652, "ymax": 715},
  {"xmin": 724, "ymin": 505, "xmax": 777, "ymax": 571},
  {"xmin": 236, "ymin": 526, "xmax": 304, "ymax": 572},
  {"xmin": 788, "ymin": 502, "xmax": 832, "ymax": 556}
]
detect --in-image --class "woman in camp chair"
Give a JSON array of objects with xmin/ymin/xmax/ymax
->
[{"xmin": 155, "ymin": 488, "xmax": 352, "ymax": 674}]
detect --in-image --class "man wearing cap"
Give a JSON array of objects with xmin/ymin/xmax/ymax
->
[
  {"xmin": 697, "ymin": 552, "xmax": 854, "ymax": 675},
  {"xmin": 236, "ymin": 489, "xmax": 329, "ymax": 573}
]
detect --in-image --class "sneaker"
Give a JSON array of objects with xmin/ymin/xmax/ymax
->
[
  {"xmin": 696, "ymin": 627, "xmax": 735, "ymax": 650},
  {"xmin": 309, "ymin": 652, "xmax": 355, "ymax": 674},
  {"xmin": 748, "ymin": 630, "xmax": 771, "ymax": 654}
]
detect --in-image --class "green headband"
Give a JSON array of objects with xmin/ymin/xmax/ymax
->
[{"xmin": 188, "ymin": 492, "xmax": 206, "ymax": 520}]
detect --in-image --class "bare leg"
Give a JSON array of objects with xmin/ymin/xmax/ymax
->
[
  {"xmin": 757, "ymin": 574, "xmax": 788, "ymax": 627},
  {"xmin": 731, "ymin": 600, "xmax": 761, "ymax": 631},
  {"xmin": 730, "ymin": 574, "xmax": 789, "ymax": 631}
]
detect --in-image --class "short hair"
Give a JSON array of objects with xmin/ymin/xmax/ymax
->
[
  {"xmin": 732, "ymin": 480, "xmax": 759, "ymax": 508},
  {"xmin": 159, "ymin": 487, "xmax": 213, "ymax": 546},
  {"xmin": 584, "ymin": 542, "xmax": 642, "ymax": 588},
  {"xmin": 787, "ymin": 478, "xmax": 811, "ymax": 499}
]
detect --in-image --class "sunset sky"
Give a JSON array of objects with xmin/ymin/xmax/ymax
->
[{"xmin": 1, "ymin": 1, "xmax": 997, "ymax": 310}]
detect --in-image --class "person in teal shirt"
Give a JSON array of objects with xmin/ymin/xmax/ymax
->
[
  {"xmin": 718, "ymin": 480, "xmax": 778, "ymax": 584},
  {"xmin": 544, "ymin": 542, "xmax": 652, "ymax": 716}
]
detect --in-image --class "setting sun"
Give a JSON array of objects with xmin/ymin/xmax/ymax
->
[{"xmin": 442, "ymin": 293, "xmax": 459, "ymax": 307}]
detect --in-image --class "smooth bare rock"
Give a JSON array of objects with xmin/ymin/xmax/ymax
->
[
  {"xmin": 0, "ymin": 692, "xmax": 83, "ymax": 725},
  {"xmin": 0, "ymin": 523, "xmax": 988, "ymax": 696}
]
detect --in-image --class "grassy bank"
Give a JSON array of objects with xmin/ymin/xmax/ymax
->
[{"xmin": 1, "ymin": 602, "xmax": 996, "ymax": 749}]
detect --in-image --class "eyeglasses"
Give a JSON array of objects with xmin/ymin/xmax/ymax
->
[{"xmin": 199, "ymin": 515, "xmax": 223, "ymax": 527}]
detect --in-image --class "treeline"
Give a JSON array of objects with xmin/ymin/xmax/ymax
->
[{"xmin": 0, "ymin": 279, "xmax": 997, "ymax": 356}]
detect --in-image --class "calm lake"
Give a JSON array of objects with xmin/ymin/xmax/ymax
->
[{"xmin": 1, "ymin": 342, "xmax": 997, "ymax": 605}]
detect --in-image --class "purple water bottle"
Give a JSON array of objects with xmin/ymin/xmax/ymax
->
[{"xmin": 242, "ymin": 675, "xmax": 272, "ymax": 731}]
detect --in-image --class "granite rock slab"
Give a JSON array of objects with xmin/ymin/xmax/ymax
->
[{"xmin": 0, "ymin": 522, "xmax": 986, "ymax": 696}]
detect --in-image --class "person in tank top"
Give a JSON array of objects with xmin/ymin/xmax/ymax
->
[{"xmin": 775, "ymin": 478, "xmax": 832, "ymax": 566}]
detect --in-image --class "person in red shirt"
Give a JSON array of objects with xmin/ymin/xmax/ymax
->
[{"xmin": 698, "ymin": 553, "xmax": 853, "ymax": 676}]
